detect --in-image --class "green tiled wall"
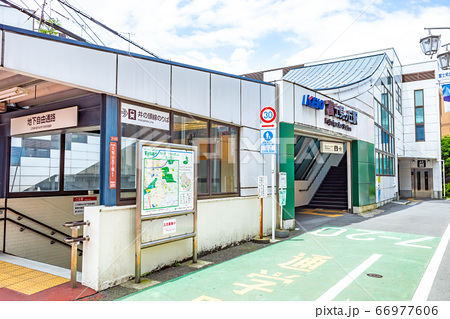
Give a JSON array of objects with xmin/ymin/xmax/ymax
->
[
  {"xmin": 279, "ymin": 122, "xmax": 295, "ymax": 220},
  {"xmin": 352, "ymin": 140, "xmax": 376, "ymax": 206}
]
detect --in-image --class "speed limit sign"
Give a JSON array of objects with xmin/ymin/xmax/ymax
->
[{"xmin": 260, "ymin": 107, "xmax": 276, "ymax": 124}]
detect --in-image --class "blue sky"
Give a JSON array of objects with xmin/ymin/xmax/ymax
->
[{"xmin": 15, "ymin": 0, "xmax": 450, "ymax": 74}]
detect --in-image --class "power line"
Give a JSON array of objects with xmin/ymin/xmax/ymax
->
[{"xmin": 57, "ymin": 0, "xmax": 160, "ymax": 58}]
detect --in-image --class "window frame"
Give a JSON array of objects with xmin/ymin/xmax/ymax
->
[
  {"xmin": 7, "ymin": 131, "xmax": 101, "ymax": 198},
  {"xmin": 414, "ymin": 89, "xmax": 425, "ymax": 142}
]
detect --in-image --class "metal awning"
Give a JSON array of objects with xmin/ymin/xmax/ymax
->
[{"xmin": 282, "ymin": 53, "xmax": 386, "ymax": 90}]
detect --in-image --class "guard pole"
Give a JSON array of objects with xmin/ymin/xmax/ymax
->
[{"xmin": 271, "ymin": 154, "xmax": 276, "ymax": 241}]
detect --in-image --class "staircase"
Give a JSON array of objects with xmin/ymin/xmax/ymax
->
[{"xmin": 308, "ymin": 155, "xmax": 348, "ymax": 210}]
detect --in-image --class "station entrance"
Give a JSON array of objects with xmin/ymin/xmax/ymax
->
[{"xmin": 294, "ymin": 132, "xmax": 351, "ymax": 212}]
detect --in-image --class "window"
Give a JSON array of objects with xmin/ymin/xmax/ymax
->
[
  {"xmin": 396, "ymin": 83, "xmax": 402, "ymax": 114},
  {"xmin": 414, "ymin": 89, "xmax": 425, "ymax": 142},
  {"xmin": 9, "ymin": 135, "xmax": 61, "ymax": 192},
  {"xmin": 120, "ymin": 123, "xmax": 170, "ymax": 199},
  {"xmin": 118, "ymin": 104, "xmax": 240, "ymax": 202},
  {"xmin": 173, "ymin": 114, "xmax": 239, "ymax": 196},
  {"xmin": 374, "ymin": 70, "xmax": 395, "ymax": 176},
  {"xmin": 9, "ymin": 133, "xmax": 101, "ymax": 194},
  {"xmin": 64, "ymin": 132, "xmax": 101, "ymax": 191}
]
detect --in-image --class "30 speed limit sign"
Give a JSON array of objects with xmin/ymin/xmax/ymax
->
[{"xmin": 260, "ymin": 107, "xmax": 276, "ymax": 124}]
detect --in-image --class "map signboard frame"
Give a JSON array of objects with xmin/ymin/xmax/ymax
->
[{"xmin": 135, "ymin": 141, "xmax": 197, "ymax": 283}]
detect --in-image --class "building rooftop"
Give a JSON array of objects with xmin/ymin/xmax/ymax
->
[{"xmin": 282, "ymin": 53, "xmax": 386, "ymax": 90}]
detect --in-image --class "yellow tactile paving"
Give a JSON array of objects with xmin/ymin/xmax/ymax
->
[
  {"xmin": 0, "ymin": 261, "xmax": 69, "ymax": 295},
  {"xmin": 297, "ymin": 209, "xmax": 344, "ymax": 217}
]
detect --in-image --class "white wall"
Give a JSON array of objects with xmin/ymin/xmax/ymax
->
[{"xmin": 82, "ymin": 196, "xmax": 275, "ymax": 291}]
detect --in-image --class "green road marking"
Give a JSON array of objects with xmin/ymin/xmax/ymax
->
[{"xmin": 118, "ymin": 227, "xmax": 439, "ymax": 301}]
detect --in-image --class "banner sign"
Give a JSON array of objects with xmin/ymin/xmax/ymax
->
[
  {"xmin": 141, "ymin": 145, "xmax": 195, "ymax": 215},
  {"xmin": 121, "ymin": 102, "xmax": 170, "ymax": 131},
  {"xmin": 443, "ymin": 84, "xmax": 450, "ymax": 113},
  {"xmin": 10, "ymin": 106, "xmax": 78, "ymax": 135}
]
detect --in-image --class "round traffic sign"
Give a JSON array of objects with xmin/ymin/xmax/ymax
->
[{"xmin": 260, "ymin": 107, "xmax": 276, "ymax": 123}]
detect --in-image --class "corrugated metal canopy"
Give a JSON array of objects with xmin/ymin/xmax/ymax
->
[{"xmin": 282, "ymin": 53, "xmax": 386, "ymax": 90}]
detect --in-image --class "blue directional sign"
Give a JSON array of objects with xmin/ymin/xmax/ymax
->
[{"xmin": 260, "ymin": 128, "xmax": 277, "ymax": 154}]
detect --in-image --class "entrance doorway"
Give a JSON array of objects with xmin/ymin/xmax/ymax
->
[{"xmin": 411, "ymin": 168, "xmax": 433, "ymax": 198}]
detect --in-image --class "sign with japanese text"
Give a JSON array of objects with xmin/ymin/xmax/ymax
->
[
  {"xmin": 10, "ymin": 106, "xmax": 78, "ymax": 135},
  {"xmin": 109, "ymin": 141, "xmax": 117, "ymax": 189},
  {"xmin": 258, "ymin": 176, "xmax": 268, "ymax": 199},
  {"xmin": 320, "ymin": 141, "xmax": 344, "ymax": 154},
  {"xmin": 163, "ymin": 219, "xmax": 177, "ymax": 235},
  {"xmin": 260, "ymin": 128, "xmax": 277, "ymax": 154},
  {"xmin": 121, "ymin": 102, "xmax": 170, "ymax": 131},
  {"xmin": 73, "ymin": 196, "xmax": 98, "ymax": 215},
  {"xmin": 141, "ymin": 145, "xmax": 195, "ymax": 216}
]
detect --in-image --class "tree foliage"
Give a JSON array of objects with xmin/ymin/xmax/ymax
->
[{"xmin": 39, "ymin": 18, "xmax": 61, "ymax": 36}]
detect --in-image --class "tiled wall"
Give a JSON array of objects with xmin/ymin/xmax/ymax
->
[
  {"xmin": 279, "ymin": 122, "xmax": 295, "ymax": 220},
  {"xmin": 352, "ymin": 140, "xmax": 376, "ymax": 206}
]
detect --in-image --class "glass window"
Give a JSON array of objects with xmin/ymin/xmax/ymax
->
[
  {"xmin": 64, "ymin": 132, "xmax": 101, "ymax": 191},
  {"xmin": 173, "ymin": 115, "xmax": 209, "ymax": 195},
  {"xmin": 9, "ymin": 135, "xmax": 60, "ymax": 192},
  {"xmin": 415, "ymin": 90, "xmax": 424, "ymax": 107},
  {"xmin": 211, "ymin": 123, "xmax": 238, "ymax": 194},
  {"xmin": 416, "ymin": 125, "xmax": 425, "ymax": 141},
  {"xmin": 415, "ymin": 108, "xmax": 424, "ymax": 124},
  {"xmin": 121, "ymin": 123, "xmax": 170, "ymax": 198}
]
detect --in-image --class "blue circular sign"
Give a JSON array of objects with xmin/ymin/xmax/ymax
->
[{"xmin": 263, "ymin": 131, "xmax": 273, "ymax": 141}]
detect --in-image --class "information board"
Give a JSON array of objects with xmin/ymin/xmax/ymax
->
[{"xmin": 140, "ymin": 145, "xmax": 195, "ymax": 216}]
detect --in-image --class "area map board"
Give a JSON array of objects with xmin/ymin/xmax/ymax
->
[{"xmin": 139, "ymin": 143, "xmax": 196, "ymax": 216}]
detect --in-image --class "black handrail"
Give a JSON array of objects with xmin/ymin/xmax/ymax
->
[
  {"xmin": 297, "ymin": 152, "xmax": 334, "ymax": 191},
  {"xmin": 2, "ymin": 217, "xmax": 83, "ymax": 254},
  {"xmin": 5, "ymin": 207, "xmax": 71, "ymax": 238}
]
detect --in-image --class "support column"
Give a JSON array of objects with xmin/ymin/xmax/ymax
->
[
  {"xmin": 352, "ymin": 140, "xmax": 376, "ymax": 213},
  {"xmin": 0, "ymin": 122, "xmax": 8, "ymax": 199},
  {"xmin": 99, "ymin": 95, "xmax": 119, "ymax": 206},
  {"xmin": 279, "ymin": 122, "xmax": 295, "ymax": 229}
]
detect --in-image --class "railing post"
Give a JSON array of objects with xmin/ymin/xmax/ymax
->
[
  {"xmin": 70, "ymin": 226, "xmax": 79, "ymax": 288},
  {"xmin": 63, "ymin": 220, "xmax": 90, "ymax": 289}
]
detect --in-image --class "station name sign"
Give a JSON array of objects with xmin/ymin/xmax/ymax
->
[{"xmin": 324, "ymin": 100, "xmax": 357, "ymax": 132}]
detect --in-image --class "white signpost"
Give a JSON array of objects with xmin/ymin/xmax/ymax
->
[{"xmin": 260, "ymin": 107, "xmax": 277, "ymax": 242}]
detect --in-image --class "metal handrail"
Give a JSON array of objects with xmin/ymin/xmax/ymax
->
[
  {"xmin": 6, "ymin": 207, "xmax": 71, "ymax": 238},
  {"xmin": 297, "ymin": 153, "xmax": 333, "ymax": 191},
  {"xmin": 63, "ymin": 220, "xmax": 90, "ymax": 288},
  {"xmin": 2, "ymin": 217, "xmax": 82, "ymax": 253}
]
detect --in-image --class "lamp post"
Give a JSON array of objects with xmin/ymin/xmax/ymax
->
[{"xmin": 420, "ymin": 27, "xmax": 450, "ymax": 70}]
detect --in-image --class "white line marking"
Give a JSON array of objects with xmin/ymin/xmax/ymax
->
[
  {"xmin": 378, "ymin": 236, "xmax": 401, "ymax": 240},
  {"xmin": 412, "ymin": 221, "xmax": 450, "ymax": 301},
  {"xmin": 316, "ymin": 254, "xmax": 382, "ymax": 301}
]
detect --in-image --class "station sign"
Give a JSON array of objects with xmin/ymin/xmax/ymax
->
[
  {"xmin": 320, "ymin": 141, "xmax": 344, "ymax": 154},
  {"xmin": 260, "ymin": 128, "xmax": 277, "ymax": 154},
  {"xmin": 122, "ymin": 102, "xmax": 170, "ymax": 131},
  {"xmin": 302, "ymin": 95, "xmax": 325, "ymax": 110}
]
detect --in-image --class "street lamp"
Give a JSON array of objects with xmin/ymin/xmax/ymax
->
[
  {"xmin": 420, "ymin": 27, "xmax": 450, "ymax": 70},
  {"xmin": 419, "ymin": 32, "xmax": 440, "ymax": 57}
]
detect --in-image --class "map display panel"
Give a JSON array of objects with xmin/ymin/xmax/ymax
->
[{"xmin": 141, "ymin": 146, "xmax": 195, "ymax": 216}]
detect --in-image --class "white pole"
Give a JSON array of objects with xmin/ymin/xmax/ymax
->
[
  {"xmin": 443, "ymin": 160, "xmax": 446, "ymax": 198},
  {"xmin": 272, "ymin": 153, "xmax": 276, "ymax": 241}
]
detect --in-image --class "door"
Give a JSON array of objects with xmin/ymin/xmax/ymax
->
[{"xmin": 411, "ymin": 168, "xmax": 433, "ymax": 198}]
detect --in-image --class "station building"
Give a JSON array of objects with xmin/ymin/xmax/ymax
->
[{"xmin": 0, "ymin": 22, "xmax": 443, "ymax": 290}]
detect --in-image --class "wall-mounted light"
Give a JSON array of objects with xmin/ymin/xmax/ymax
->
[
  {"xmin": 437, "ymin": 45, "xmax": 450, "ymax": 70},
  {"xmin": 0, "ymin": 87, "xmax": 29, "ymax": 102},
  {"xmin": 420, "ymin": 32, "xmax": 441, "ymax": 57}
]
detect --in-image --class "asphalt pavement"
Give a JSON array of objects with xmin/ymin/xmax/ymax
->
[{"xmin": 81, "ymin": 198, "xmax": 450, "ymax": 301}]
